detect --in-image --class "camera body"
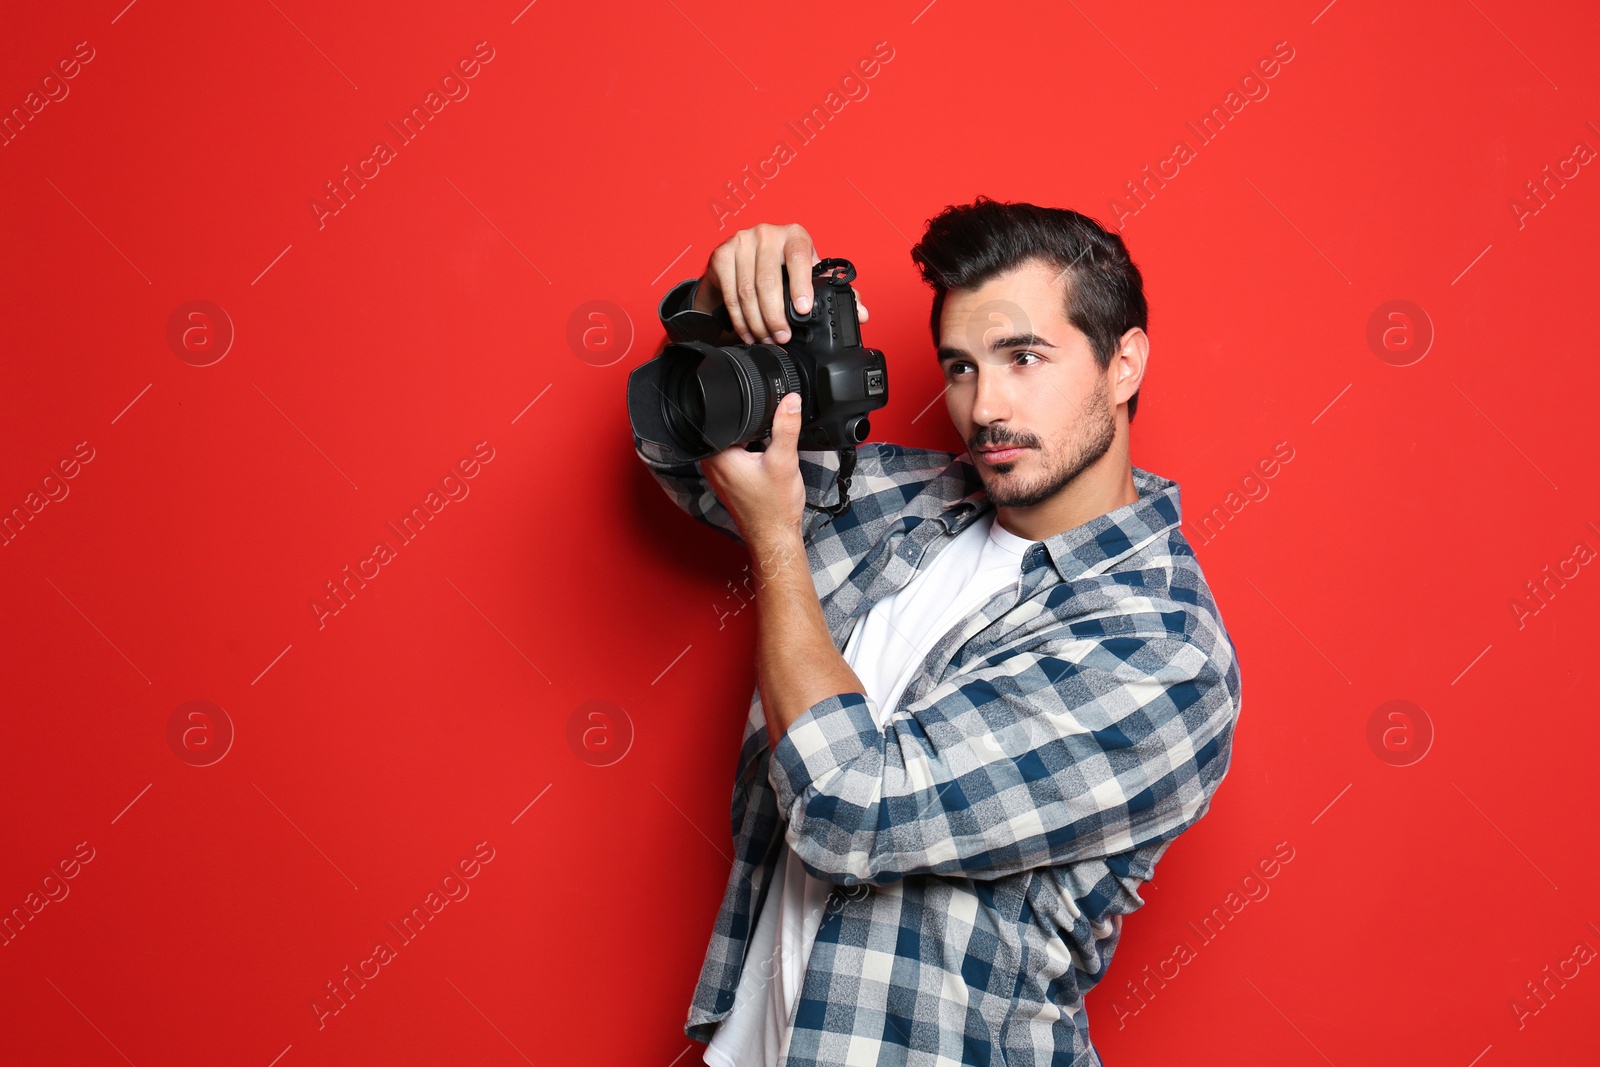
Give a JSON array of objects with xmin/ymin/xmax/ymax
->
[{"xmin": 627, "ymin": 258, "xmax": 889, "ymax": 465}]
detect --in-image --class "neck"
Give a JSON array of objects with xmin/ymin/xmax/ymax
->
[{"xmin": 994, "ymin": 425, "xmax": 1137, "ymax": 542}]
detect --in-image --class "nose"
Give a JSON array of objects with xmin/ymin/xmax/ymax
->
[{"xmin": 970, "ymin": 361, "xmax": 1013, "ymax": 428}]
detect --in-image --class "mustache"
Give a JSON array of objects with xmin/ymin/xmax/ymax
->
[{"xmin": 971, "ymin": 432, "xmax": 1036, "ymax": 449}]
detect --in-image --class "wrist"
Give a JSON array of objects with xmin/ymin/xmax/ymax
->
[{"xmin": 748, "ymin": 527, "xmax": 805, "ymax": 578}]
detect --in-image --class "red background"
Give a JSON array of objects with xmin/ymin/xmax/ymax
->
[{"xmin": 3, "ymin": 1, "xmax": 1597, "ymax": 1064}]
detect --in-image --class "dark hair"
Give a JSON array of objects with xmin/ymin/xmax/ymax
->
[{"xmin": 909, "ymin": 196, "xmax": 1147, "ymax": 422}]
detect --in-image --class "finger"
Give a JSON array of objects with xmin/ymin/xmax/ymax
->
[
  {"xmin": 754, "ymin": 236, "xmax": 791, "ymax": 346},
  {"xmin": 733, "ymin": 237, "xmax": 764, "ymax": 343},
  {"xmin": 857, "ymin": 296, "xmax": 869, "ymax": 323},
  {"xmin": 711, "ymin": 252, "xmax": 752, "ymax": 343},
  {"xmin": 784, "ymin": 232, "xmax": 817, "ymax": 324},
  {"xmin": 700, "ymin": 444, "xmax": 752, "ymax": 491},
  {"xmin": 767, "ymin": 391, "xmax": 803, "ymax": 462},
  {"xmin": 801, "ymin": 248, "xmax": 822, "ymax": 320}
]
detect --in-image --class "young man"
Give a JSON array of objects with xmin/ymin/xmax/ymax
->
[{"xmin": 631, "ymin": 198, "xmax": 1241, "ymax": 1066}]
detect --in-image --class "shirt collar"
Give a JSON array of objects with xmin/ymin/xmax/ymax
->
[{"xmin": 934, "ymin": 460, "xmax": 1183, "ymax": 582}]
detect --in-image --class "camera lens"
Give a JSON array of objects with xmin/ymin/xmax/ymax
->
[
  {"xmin": 660, "ymin": 352, "xmax": 712, "ymax": 454},
  {"xmin": 654, "ymin": 343, "xmax": 797, "ymax": 459}
]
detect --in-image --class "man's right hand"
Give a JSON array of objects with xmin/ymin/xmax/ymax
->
[{"xmin": 692, "ymin": 222, "xmax": 869, "ymax": 346}]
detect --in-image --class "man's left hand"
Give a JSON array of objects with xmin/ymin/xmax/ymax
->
[{"xmin": 701, "ymin": 391, "xmax": 806, "ymax": 548}]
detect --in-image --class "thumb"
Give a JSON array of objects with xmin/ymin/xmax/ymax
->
[{"xmin": 769, "ymin": 391, "xmax": 803, "ymax": 457}]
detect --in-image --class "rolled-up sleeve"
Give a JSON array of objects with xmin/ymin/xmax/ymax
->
[{"xmin": 766, "ymin": 621, "xmax": 1239, "ymax": 886}]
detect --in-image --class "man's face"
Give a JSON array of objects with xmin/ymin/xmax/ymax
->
[{"xmin": 936, "ymin": 259, "xmax": 1125, "ymax": 509}]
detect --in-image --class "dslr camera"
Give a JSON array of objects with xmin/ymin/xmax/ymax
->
[{"xmin": 627, "ymin": 258, "xmax": 889, "ymax": 469}]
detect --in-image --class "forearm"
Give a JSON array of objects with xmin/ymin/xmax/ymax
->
[{"xmin": 750, "ymin": 529, "xmax": 867, "ymax": 749}]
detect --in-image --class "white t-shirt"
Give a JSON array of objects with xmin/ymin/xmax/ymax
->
[{"xmin": 703, "ymin": 510, "xmax": 1033, "ymax": 1067}]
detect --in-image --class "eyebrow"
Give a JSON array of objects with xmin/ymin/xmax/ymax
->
[{"xmin": 937, "ymin": 333, "xmax": 1057, "ymax": 364}]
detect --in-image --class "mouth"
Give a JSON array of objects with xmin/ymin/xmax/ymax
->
[{"xmin": 977, "ymin": 445, "xmax": 1029, "ymax": 464}]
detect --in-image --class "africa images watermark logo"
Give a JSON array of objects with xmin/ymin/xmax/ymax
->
[
  {"xmin": 309, "ymin": 42, "xmax": 497, "ymax": 230},
  {"xmin": 309, "ymin": 442, "xmax": 496, "ymax": 629},
  {"xmin": 310, "ymin": 841, "xmax": 497, "ymax": 1029},
  {"xmin": 1108, "ymin": 40, "xmax": 1296, "ymax": 229},
  {"xmin": 707, "ymin": 41, "xmax": 896, "ymax": 230},
  {"xmin": 1110, "ymin": 841, "xmax": 1297, "ymax": 1029}
]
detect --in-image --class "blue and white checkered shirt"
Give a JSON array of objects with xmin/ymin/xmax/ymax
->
[{"xmin": 635, "ymin": 278, "xmax": 1242, "ymax": 1066}]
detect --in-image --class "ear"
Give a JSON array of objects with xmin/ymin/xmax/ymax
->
[{"xmin": 1110, "ymin": 327, "xmax": 1149, "ymax": 408}]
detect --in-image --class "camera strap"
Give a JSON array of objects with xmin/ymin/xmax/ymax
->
[{"xmin": 804, "ymin": 446, "xmax": 858, "ymax": 519}]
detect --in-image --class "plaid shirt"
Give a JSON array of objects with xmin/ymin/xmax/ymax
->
[{"xmin": 635, "ymin": 279, "xmax": 1241, "ymax": 1066}]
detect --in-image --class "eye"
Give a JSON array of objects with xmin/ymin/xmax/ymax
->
[{"xmin": 945, "ymin": 351, "xmax": 1042, "ymax": 379}]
